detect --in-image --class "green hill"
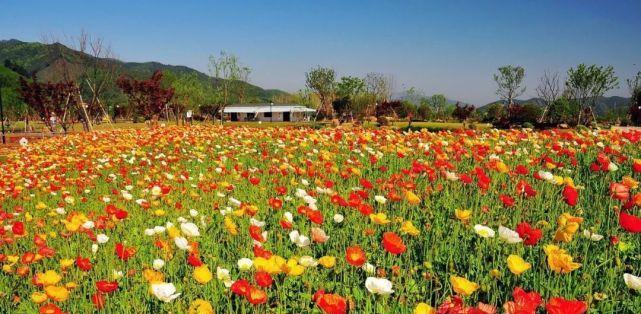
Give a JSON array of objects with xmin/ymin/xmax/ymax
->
[{"xmin": 0, "ymin": 39, "xmax": 288, "ymax": 103}]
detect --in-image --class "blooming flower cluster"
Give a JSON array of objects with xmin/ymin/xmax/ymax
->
[{"xmin": 0, "ymin": 126, "xmax": 640, "ymax": 313}]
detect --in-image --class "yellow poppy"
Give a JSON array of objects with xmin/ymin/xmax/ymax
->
[
  {"xmin": 450, "ymin": 275, "xmax": 479, "ymax": 296},
  {"xmin": 369, "ymin": 212, "xmax": 391, "ymax": 225},
  {"xmin": 506, "ymin": 255, "xmax": 531, "ymax": 275},
  {"xmin": 400, "ymin": 220, "xmax": 420, "ymax": 236},
  {"xmin": 193, "ymin": 265, "xmax": 213, "ymax": 284}
]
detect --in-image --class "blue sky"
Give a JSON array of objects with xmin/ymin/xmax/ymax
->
[{"xmin": 2, "ymin": 0, "xmax": 640, "ymax": 104}]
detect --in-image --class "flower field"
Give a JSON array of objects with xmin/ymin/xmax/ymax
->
[{"xmin": 1, "ymin": 126, "xmax": 641, "ymax": 314}]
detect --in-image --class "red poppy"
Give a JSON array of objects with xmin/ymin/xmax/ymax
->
[
  {"xmin": 316, "ymin": 293, "xmax": 347, "ymax": 314},
  {"xmin": 115, "ymin": 243, "xmax": 136, "ymax": 261},
  {"xmin": 38, "ymin": 246, "xmax": 56, "ymax": 258},
  {"xmin": 231, "ymin": 279, "xmax": 251, "ymax": 297},
  {"xmin": 96, "ymin": 280, "xmax": 119, "ymax": 293},
  {"xmin": 247, "ymin": 286, "xmax": 267, "ymax": 305},
  {"xmin": 381, "ymin": 232, "xmax": 406, "ymax": 255},
  {"xmin": 279, "ymin": 219, "xmax": 292, "ymax": 229},
  {"xmin": 345, "ymin": 245, "xmax": 367, "ymax": 266},
  {"xmin": 562, "ymin": 185, "xmax": 578, "ymax": 206},
  {"xmin": 249, "ymin": 225, "xmax": 266, "ymax": 243},
  {"xmin": 12, "ymin": 221, "xmax": 25, "ymax": 236},
  {"xmin": 357, "ymin": 204, "xmax": 373, "ymax": 216},
  {"xmin": 114, "ymin": 209, "xmax": 128, "ymax": 220},
  {"xmin": 306, "ymin": 210, "xmax": 324, "ymax": 225},
  {"xmin": 268, "ymin": 198, "xmax": 283, "ymax": 210},
  {"xmin": 619, "ymin": 211, "xmax": 641, "ymax": 233},
  {"xmin": 39, "ymin": 303, "xmax": 64, "ymax": 314},
  {"xmin": 360, "ymin": 178, "xmax": 374, "ymax": 190},
  {"xmin": 76, "ymin": 256, "xmax": 93, "ymax": 271},
  {"xmin": 253, "ymin": 245, "xmax": 273, "ymax": 259},
  {"xmin": 503, "ymin": 287, "xmax": 541, "ymax": 314},
  {"xmin": 545, "ymin": 297, "xmax": 587, "ymax": 314},
  {"xmin": 516, "ymin": 222, "xmax": 542, "ymax": 246},
  {"xmin": 610, "ymin": 182, "xmax": 630, "ymax": 201},
  {"xmin": 254, "ymin": 271, "xmax": 273, "ymax": 288},
  {"xmin": 499, "ymin": 194, "xmax": 515, "ymax": 207},
  {"xmin": 187, "ymin": 253, "xmax": 203, "ymax": 267},
  {"xmin": 21, "ymin": 252, "xmax": 36, "ymax": 264},
  {"xmin": 91, "ymin": 292, "xmax": 106, "ymax": 310}
]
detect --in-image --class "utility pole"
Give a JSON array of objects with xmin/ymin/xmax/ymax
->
[
  {"xmin": 0, "ymin": 81, "xmax": 5, "ymax": 144},
  {"xmin": 270, "ymin": 102, "xmax": 273, "ymax": 122}
]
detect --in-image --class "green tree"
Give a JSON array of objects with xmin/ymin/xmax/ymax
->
[
  {"xmin": 336, "ymin": 76, "xmax": 365, "ymax": 100},
  {"xmin": 483, "ymin": 103, "xmax": 506, "ymax": 124},
  {"xmin": 416, "ymin": 98, "xmax": 432, "ymax": 121},
  {"xmin": 0, "ymin": 65, "xmax": 28, "ymax": 121},
  {"xmin": 305, "ymin": 66, "xmax": 336, "ymax": 118},
  {"xmin": 628, "ymin": 71, "xmax": 641, "ymax": 125},
  {"xmin": 547, "ymin": 97, "xmax": 580, "ymax": 125},
  {"xmin": 208, "ymin": 51, "xmax": 248, "ymax": 121},
  {"xmin": 565, "ymin": 64, "xmax": 618, "ymax": 125},
  {"xmin": 428, "ymin": 94, "xmax": 449, "ymax": 120},
  {"xmin": 493, "ymin": 65, "xmax": 525, "ymax": 109}
]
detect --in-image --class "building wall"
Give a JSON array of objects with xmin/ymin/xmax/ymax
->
[{"xmin": 228, "ymin": 111, "xmax": 310, "ymax": 122}]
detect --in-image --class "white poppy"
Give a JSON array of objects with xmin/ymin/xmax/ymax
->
[
  {"xmin": 250, "ymin": 218, "xmax": 266, "ymax": 227},
  {"xmin": 444, "ymin": 171, "xmax": 459, "ymax": 181},
  {"xmin": 583, "ymin": 229, "xmax": 604, "ymax": 241},
  {"xmin": 180, "ymin": 222, "xmax": 200, "ymax": 237},
  {"xmin": 474, "ymin": 224, "xmax": 495, "ymax": 238},
  {"xmin": 217, "ymin": 267, "xmax": 234, "ymax": 287},
  {"xmin": 365, "ymin": 277, "xmax": 394, "ymax": 295},
  {"xmin": 82, "ymin": 221, "xmax": 95, "ymax": 229},
  {"xmin": 608, "ymin": 162, "xmax": 618, "ymax": 172},
  {"xmin": 333, "ymin": 213, "xmax": 344, "ymax": 224},
  {"xmin": 151, "ymin": 186, "xmax": 162, "ymax": 197},
  {"xmin": 189, "ymin": 209, "xmax": 199, "ymax": 217},
  {"xmin": 624, "ymin": 273, "xmax": 641, "ymax": 291},
  {"xmin": 374, "ymin": 195, "xmax": 387, "ymax": 204},
  {"xmin": 153, "ymin": 259, "xmax": 165, "ymax": 270},
  {"xmin": 299, "ymin": 256, "xmax": 318, "ymax": 267},
  {"xmin": 174, "ymin": 236, "xmax": 190, "ymax": 250},
  {"xmin": 289, "ymin": 230, "xmax": 310, "ymax": 248},
  {"xmin": 237, "ymin": 258, "xmax": 253, "ymax": 271},
  {"xmin": 283, "ymin": 212, "xmax": 294, "ymax": 223},
  {"xmin": 362, "ymin": 263, "xmax": 376, "ymax": 274},
  {"xmin": 150, "ymin": 282, "xmax": 181, "ymax": 302},
  {"xmin": 112, "ymin": 270, "xmax": 123, "ymax": 280},
  {"xmin": 96, "ymin": 234, "xmax": 109, "ymax": 244},
  {"xmin": 498, "ymin": 226, "xmax": 522, "ymax": 243}
]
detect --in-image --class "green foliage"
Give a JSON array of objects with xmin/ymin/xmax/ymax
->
[
  {"xmin": 336, "ymin": 76, "xmax": 365, "ymax": 100},
  {"xmin": 566, "ymin": 64, "xmax": 618, "ymax": 124},
  {"xmin": 305, "ymin": 66, "xmax": 336, "ymax": 117},
  {"xmin": 547, "ymin": 97, "xmax": 580, "ymax": 125},
  {"xmin": 482, "ymin": 103, "xmax": 506, "ymax": 123},
  {"xmin": 416, "ymin": 99, "xmax": 432, "ymax": 121},
  {"xmin": 0, "ymin": 65, "xmax": 28, "ymax": 119},
  {"xmin": 493, "ymin": 65, "xmax": 525, "ymax": 104}
]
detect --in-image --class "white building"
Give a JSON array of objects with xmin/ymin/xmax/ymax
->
[{"xmin": 223, "ymin": 104, "xmax": 316, "ymax": 122}]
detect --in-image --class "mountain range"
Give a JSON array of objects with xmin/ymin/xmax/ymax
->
[
  {"xmin": 477, "ymin": 96, "xmax": 630, "ymax": 116},
  {"xmin": 0, "ymin": 39, "xmax": 288, "ymax": 102},
  {"xmin": 395, "ymin": 88, "xmax": 630, "ymax": 117}
]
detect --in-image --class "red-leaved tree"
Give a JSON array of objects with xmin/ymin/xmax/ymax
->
[
  {"xmin": 116, "ymin": 70, "xmax": 174, "ymax": 121},
  {"xmin": 19, "ymin": 76, "xmax": 78, "ymax": 133}
]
